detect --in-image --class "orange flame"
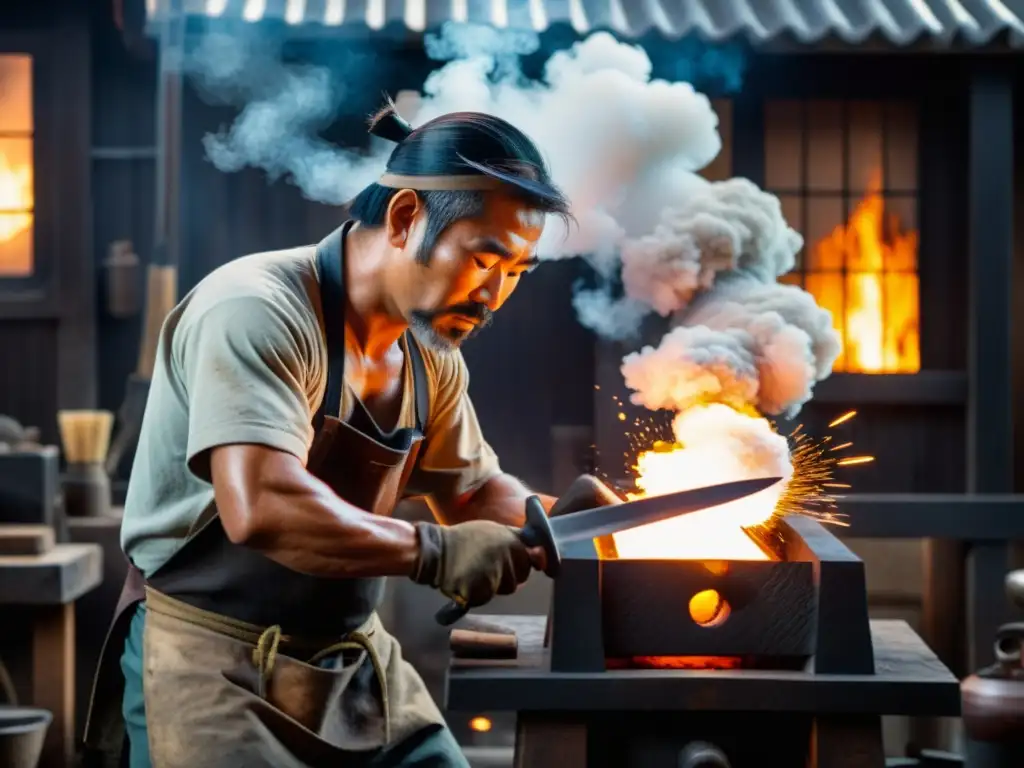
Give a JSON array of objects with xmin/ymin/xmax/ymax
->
[
  {"xmin": 0, "ymin": 145, "xmax": 34, "ymax": 276},
  {"xmin": 0, "ymin": 152, "xmax": 32, "ymax": 241},
  {"xmin": 804, "ymin": 173, "xmax": 919, "ymax": 373}
]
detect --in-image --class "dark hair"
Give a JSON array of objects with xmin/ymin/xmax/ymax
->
[{"xmin": 348, "ymin": 98, "xmax": 573, "ymax": 263}]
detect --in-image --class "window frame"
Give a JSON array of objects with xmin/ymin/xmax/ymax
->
[
  {"xmin": 764, "ymin": 97, "xmax": 922, "ymax": 375},
  {"xmin": 0, "ymin": 34, "xmax": 57, "ymax": 318}
]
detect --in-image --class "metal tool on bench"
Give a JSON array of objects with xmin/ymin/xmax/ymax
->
[{"xmin": 435, "ymin": 475, "xmax": 783, "ymax": 626}]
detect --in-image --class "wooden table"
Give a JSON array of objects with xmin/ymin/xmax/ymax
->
[
  {"xmin": 0, "ymin": 543, "xmax": 103, "ymax": 768},
  {"xmin": 447, "ymin": 616, "xmax": 962, "ymax": 768}
]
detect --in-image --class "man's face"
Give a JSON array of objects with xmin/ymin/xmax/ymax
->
[{"xmin": 386, "ymin": 190, "xmax": 545, "ymax": 350}]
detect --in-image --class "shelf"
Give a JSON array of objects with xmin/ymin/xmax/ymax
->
[
  {"xmin": 833, "ymin": 494, "xmax": 1024, "ymax": 539},
  {"xmin": 811, "ymin": 371, "xmax": 968, "ymax": 405}
]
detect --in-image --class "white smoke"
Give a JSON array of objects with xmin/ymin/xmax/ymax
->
[
  {"xmin": 186, "ymin": 23, "xmax": 841, "ymax": 430},
  {"xmin": 419, "ymin": 26, "xmax": 840, "ymax": 420},
  {"xmin": 187, "ymin": 32, "xmax": 385, "ymax": 204},
  {"xmin": 622, "ymin": 273, "xmax": 841, "ymax": 419}
]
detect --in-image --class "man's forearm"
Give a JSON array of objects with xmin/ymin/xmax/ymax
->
[
  {"xmin": 213, "ymin": 445, "xmax": 422, "ymax": 580},
  {"xmin": 247, "ymin": 477, "xmax": 423, "ymax": 578},
  {"xmin": 445, "ymin": 473, "xmax": 556, "ymax": 527}
]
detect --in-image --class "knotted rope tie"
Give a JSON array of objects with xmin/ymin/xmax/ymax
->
[{"xmin": 253, "ymin": 625, "xmax": 391, "ymax": 745}]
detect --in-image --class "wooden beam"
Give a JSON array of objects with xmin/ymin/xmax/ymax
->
[
  {"xmin": 912, "ymin": 81, "xmax": 970, "ymax": 757},
  {"xmin": 90, "ymin": 146, "xmax": 158, "ymax": 160},
  {"xmin": 153, "ymin": 0, "xmax": 184, "ymax": 273},
  {"xmin": 810, "ymin": 372, "xmax": 968, "ymax": 404},
  {"xmin": 513, "ymin": 716, "xmax": 587, "ymax": 768},
  {"xmin": 965, "ymin": 68, "xmax": 1015, "ymax": 671},
  {"xmin": 32, "ymin": 602, "xmax": 75, "ymax": 768},
  {"xmin": 809, "ymin": 716, "xmax": 886, "ymax": 768},
  {"xmin": 834, "ymin": 495, "xmax": 1024, "ymax": 539},
  {"xmin": 54, "ymin": 1, "xmax": 97, "ymax": 410}
]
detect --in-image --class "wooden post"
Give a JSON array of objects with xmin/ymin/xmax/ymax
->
[
  {"xmin": 916, "ymin": 78, "xmax": 969, "ymax": 682},
  {"xmin": 105, "ymin": 0, "xmax": 185, "ymax": 477},
  {"xmin": 32, "ymin": 603, "xmax": 75, "ymax": 768},
  {"xmin": 514, "ymin": 715, "xmax": 587, "ymax": 768},
  {"xmin": 55, "ymin": 0, "xmax": 97, "ymax": 412},
  {"xmin": 965, "ymin": 68, "xmax": 1014, "ymax": 672},
  {"xmin": 808, "ymin": 716, "xmax": 885, "ymax": 768}
]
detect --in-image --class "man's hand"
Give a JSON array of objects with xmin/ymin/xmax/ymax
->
[
  {"xmin": 411, "ymin": 520, "xmax": 537, "ymax": 609},
  {"xmin": 548, "ymin": 474, "xmax": 624, "ymax": 518}
]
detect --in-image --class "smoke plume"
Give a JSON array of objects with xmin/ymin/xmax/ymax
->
[
  {"xmin": 184, "ymin": 23, "xmax": 842, "ymax": 473},
  {"xmin": 185, "ymin": 31, "xmax": 387, "ymax": 204}
]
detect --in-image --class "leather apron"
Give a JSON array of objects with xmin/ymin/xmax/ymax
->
[{"xmin": 82, "ymin": 224, "xmax": 446, "ymax": 767}]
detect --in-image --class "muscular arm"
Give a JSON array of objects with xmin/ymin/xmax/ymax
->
[
  {"xmin": 175, "ymin": 294, "xmax": 425, "ymax": 580},
  {"xmin": 211, "ymin": 444, "xmax": 422, "ymax": 579},
  {"xmin": 437, "ymin": 473, "xmax": 557, "ymax": 527}
]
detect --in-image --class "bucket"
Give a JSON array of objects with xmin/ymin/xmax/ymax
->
[{"xmin": 0, "ymin": 706, "xmax": 51, "ymax": 768}]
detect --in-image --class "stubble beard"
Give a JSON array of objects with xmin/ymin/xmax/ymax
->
[{"xmin": 408, "ymin": 307, "xmax": 494, "ymax": 352}]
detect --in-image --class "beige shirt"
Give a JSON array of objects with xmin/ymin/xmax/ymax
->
[{"xmin": 121, "ymin": 245, "xmax": 501, "ymax": 577}]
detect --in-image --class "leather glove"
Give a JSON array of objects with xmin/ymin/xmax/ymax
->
[
  {"xmin": 548, "ymin": 474, "xmax": 623, "ymax": 518},
  {"xmin": 412, "ymin": 520, "xmax": 533, "ymax": 609}
]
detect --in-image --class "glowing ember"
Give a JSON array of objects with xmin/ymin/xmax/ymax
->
[
  {"xmin": 828, "ymin": 410, "xmax": 857, "ymax": 428},
  {"xmin": 837, "ymin": 456, "xmax": 874, "ymax": 467},
  {"xmin": 802, "ymin": 172, "xmax": 919, "ymax": 374}
]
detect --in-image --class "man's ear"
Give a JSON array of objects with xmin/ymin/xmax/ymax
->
[{"xmin": 385, "ymin": 189, "xmax": 422, "ymax": 249}]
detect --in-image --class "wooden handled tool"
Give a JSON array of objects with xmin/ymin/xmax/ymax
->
[{"xmin": 450, "ymin": 629, "xmax": 518, "ymax": 660}]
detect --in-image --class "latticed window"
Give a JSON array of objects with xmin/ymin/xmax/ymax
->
[
  {"xmin": 765, "ymin": 100, "xmax": 920, "ymax": 374},
  {"xmin": 0, "ymin": 54, "xmax": 34, "ymax": 278}
]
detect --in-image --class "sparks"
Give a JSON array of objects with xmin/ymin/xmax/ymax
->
[
  {"xmin": 828, "ymin": 410, "xmax": 857, "ymax": 428},
  {"xmin": 837, "ymin": 455, "xmax": 874, "ymax": 466},
  {"xmin": 768, "ymin": 409, "xmax": 871, "ymax": 529},
  {"xmin": 604, "ymin": 397, "xmax": 874, "ymax": 543}
]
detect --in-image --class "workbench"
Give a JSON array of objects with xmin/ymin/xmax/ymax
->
[
  {"xmin": 0, "ymin": 542, "xmax": 103, "ymax": 768},
  {"xmin": 446, "ymin": 615, "xmax": 962, "ymax": 768}
]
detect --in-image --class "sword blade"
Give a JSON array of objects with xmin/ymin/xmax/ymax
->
[{"xmin": 547, "ymin": 476, "xmax": 783, "ymax": 543}]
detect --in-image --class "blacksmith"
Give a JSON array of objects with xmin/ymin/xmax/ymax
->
[{"xmin": 83, "ymin": 105, "xmax": 607, "ymax": 767}]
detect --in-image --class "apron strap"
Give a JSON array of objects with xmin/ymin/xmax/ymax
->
[
  {"xmin": 313, "ymin": 222, "xmax": 430, "ymax": 435},
  {"xmin": 313, "ymin": 224, "xmax": 348, "ymax": 431},
  {"xmin": 403, "ymin": 332, "xmax": 429, "ymax": 434}
]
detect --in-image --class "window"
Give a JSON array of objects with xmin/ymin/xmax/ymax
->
[
  {"xmin": 0, "ymin": 55, "xmax": 33, "ymax": 278},
  {"xmin": 765, "ymin": 100, "xmax": 920, "ymax": 374}
]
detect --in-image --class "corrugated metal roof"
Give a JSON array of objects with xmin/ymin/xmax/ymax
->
[{"xmin": 144, "ymin": 0, "xmax": 1024, "ymax": 47}]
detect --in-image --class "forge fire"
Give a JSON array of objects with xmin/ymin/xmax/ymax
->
[
  {"xmin": 603, "ymin": 404, "xmax": 872, "ymax": 565},
  {"xmin": 782, "ymin": 171, "xmax": 920, "ymax": 374}
]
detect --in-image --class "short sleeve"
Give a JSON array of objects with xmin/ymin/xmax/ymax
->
[
  {"xmin": 409, "ymin": 351, "xmax": 502, "ymax": 504},
  {"xmin": 174, "ymin": 296, "xmax": 317, "ymax": 483}
]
